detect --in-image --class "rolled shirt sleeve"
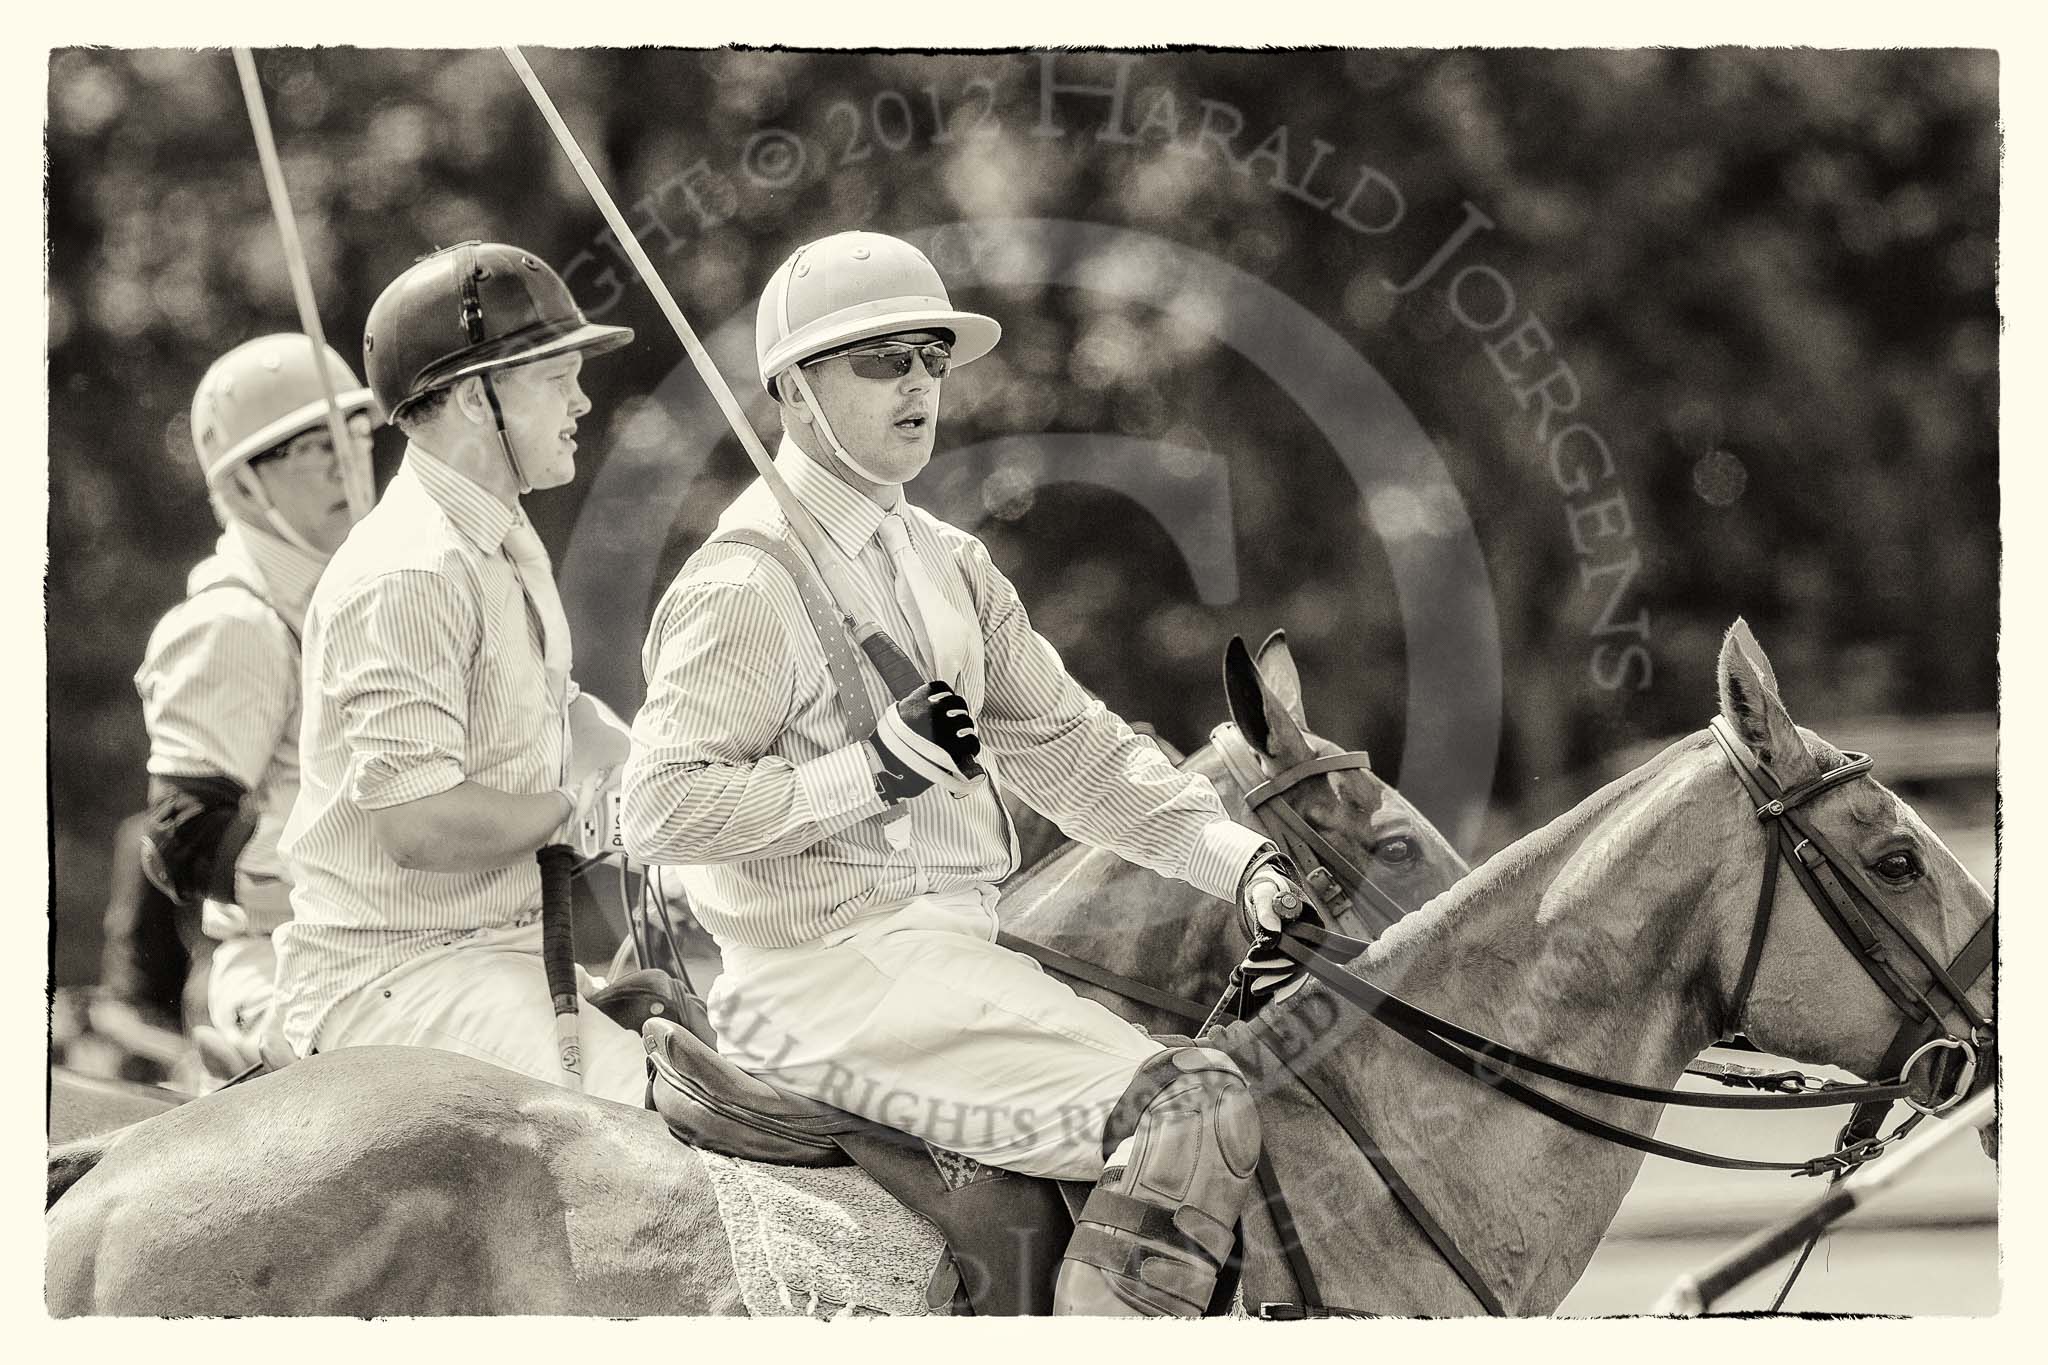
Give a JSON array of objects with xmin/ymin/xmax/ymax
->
[
  {"xmin": 318, "ymin": 570, "xmax": 476, "ymax": 811},
  {"xmin": 137, "ymin": 596, "xmax": 301, "ymax": 935}
]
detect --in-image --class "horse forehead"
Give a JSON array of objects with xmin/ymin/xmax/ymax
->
[
  {"xmin": 1830, "ymin": 781, "xmax": 1900, "ymax": 830},
  {"xmin": 1311, "ymin": 747, "xmax": 1389, "ymax": 819}
]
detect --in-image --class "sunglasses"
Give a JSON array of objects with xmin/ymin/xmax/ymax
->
[
  {"xmin": 808, "ymin": 339, "xmax": 952, "ymax": 382},
  {"xmin": 248, "ymin": 414, "xmax": 376, "ymax": 471}
]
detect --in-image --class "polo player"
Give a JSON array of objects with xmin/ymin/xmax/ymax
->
[
  {"xmin": 622, "ymin": 230, "xmax": 1312, "ymax": 1317},
  {"xmin": 271, "ymin": 242, "xmax": 646, "ymax": 1101},
  {"xmin": 133, "ymin": 335, "xmax": 379, "ymax": 1059}
]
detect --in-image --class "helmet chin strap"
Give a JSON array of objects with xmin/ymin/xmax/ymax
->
[
  {"xmin": 787, "ymin": 366, "xmax": 898, "ymax": 488},
  {"xmin": 477, "ymin": 373, "xmax": 535, "ymax": 496},
  {"xmin": 230, "ymin": 467, "xmax": 329, "ymax": 560}
]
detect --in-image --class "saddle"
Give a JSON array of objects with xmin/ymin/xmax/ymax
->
[
  {"xmin": 643, "ymin": 1015, "xmax": 1082, "ymax": 1314},
  {"xmin": 587, "ymin": 968, "xmax": 712, "ymax": 1042}
]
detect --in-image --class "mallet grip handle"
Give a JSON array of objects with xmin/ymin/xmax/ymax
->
[{"xmin": 537, "ymin": 841, "xmax": 583, "ymax": 1090}]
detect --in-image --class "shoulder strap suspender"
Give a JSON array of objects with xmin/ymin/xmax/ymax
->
[
  {"xmin": 710, "ymin": 528, "xmax": 906, "ymax": 829},
  {"xmin": 187, "ymin": 576, "xmax": 301, "ymax": 650}
]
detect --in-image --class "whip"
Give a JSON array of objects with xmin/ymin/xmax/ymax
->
[{"xmin": 230, "ymin": 49, "xmax": 376, "ymax": 523}]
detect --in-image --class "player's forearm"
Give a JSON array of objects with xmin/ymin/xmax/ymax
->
[{"xmin": 368, "ymin": 781, "xmax": 571, "ymax": 873}]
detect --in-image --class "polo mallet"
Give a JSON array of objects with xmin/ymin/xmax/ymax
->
[
  {"xmin": 501, "ymin": 49, "xmax": 973, "ymax": 761},
  {"xmin": 1653, "ymin": 1086, "xmax": 1996, "ymax": 1315},
  {"xmin": 230, "ymin": 49, "xmax": 376, "ymax": 523},
  {"xmin": 537, "ymin": 837, "xmax": 583, "ymax": 1090}
]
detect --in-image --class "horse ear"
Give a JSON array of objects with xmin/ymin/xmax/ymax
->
[
  {"xmin": 1253, "ymin": 629, "xmax": 1308, "ymax": 729},
  {"xmin": 1717, "ymin": 619, "xmax": 1815, "ymax": 782},
  {"xmin": 1224, "ymin": 634, "xmax": 1312, "ymax": 765}
]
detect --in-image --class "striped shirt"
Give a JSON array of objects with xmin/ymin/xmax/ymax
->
[
  {"xmin": 135, "ymin": 522, "xmax": 322, "ymax": 940},
  {"xmin": 274, "ymin": 444, "xmax": 567, "ymax": 1054},
  {"xmin": 622, "ymin": 437, "xmax": 1269, "ymax": 949}
]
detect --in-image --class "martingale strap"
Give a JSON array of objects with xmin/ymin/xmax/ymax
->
[{"xmin": 1245, "ymin": 1021, "xmax": 1508, "ymax": 1316}]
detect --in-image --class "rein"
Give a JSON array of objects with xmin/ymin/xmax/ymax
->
[
  {"xmin": 1274, "ymin": 923, "xmax": 1959, "ymax": 1172},
  {"xmin": 998, "ymin": 728, "xmax": 1470, "ymax": 1316},
  {"xmin": 1233, "ymin": 718, "xmax": 1994, "ymax": 1316},
  {"xmin": 1003, "ymin": 717, "xmax": 1991, "ymax": 1317}
]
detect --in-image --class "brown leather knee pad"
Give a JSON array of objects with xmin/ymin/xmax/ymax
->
[{"xmin": 1053, "ymin": 1046, "xmax": 1261, "ymax": 1316}]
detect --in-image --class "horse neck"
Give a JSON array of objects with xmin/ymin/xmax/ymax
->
[{"xmin": 1255, "ymin": 736, "xmax": 1743, "ymax": 1314}]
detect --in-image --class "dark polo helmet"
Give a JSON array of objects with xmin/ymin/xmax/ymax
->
[{"xmin": 364, "ymin": 241, "xmax": 634, "ymax": 422}]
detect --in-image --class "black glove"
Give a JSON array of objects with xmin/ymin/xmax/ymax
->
[
  {"xmin": 1237, "ymin": 848, "xmax": 1316, "ymax": 1005},
  {"xmin": 868, "ymin": 681, "xmax": 983, "ymax": 800}
]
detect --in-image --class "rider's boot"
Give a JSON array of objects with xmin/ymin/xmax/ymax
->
[{"xmin": 1052, "ymin": 1045, "xmax": 1261, "ymax": 1316}]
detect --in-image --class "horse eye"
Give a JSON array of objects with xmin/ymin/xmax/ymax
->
[
  {"xmin": 1873, "ymin": 850, "xmax": 1923, "ymax": 885},
  {"xmin": 1375, "ymin": 835, "xmax": 1418, "ymax": 866}
]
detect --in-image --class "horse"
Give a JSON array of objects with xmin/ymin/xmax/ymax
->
[
  {"xmin": 49, "ymin": 621, "xmax": 1991, "ymax": 1315},
  {"xmin": 1203, "ymin": 620, "xmax": 1994, "ymax": 1314},
  {"xmin": 44, "ymin": 629, "xmax": 1469, "ymax": 1314}
]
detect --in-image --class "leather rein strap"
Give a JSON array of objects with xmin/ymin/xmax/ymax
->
[
  {"xmin": 997, "ymin": 722, "xmax": 1411, "ymax": 1026},
  {"xmin": 993, "ymin": 930, "xmax": 1210, "ymax": 1027},
  {"xmin": 996, "ymin": 725, "xmax": 1443, "ymax": 1316},
  {"xmin": 1277, "ymin": 924, "xmax": 1927, "ymax": 1173}
]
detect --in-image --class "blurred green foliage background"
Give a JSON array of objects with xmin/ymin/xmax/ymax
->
[{"xmin": 47, "ymin": 48, "xmax": 1997, "ymax": 985}]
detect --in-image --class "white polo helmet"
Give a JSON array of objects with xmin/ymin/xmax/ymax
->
[
  {"xmin": 755, "ymin": 231, "xmax": 1000, "ymax": 400},
  {"xmin": 189, "ymin": 333, "xmax": 377, "ymax": 488}
]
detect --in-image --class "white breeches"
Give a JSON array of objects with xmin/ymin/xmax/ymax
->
[
  {"xmin": 708, "ymin": 885, "xmax": 1165, "ymax": 1181},
  {"xmin": 314, "ymin": 918, "xmax": 646, "ymax": 1105}
]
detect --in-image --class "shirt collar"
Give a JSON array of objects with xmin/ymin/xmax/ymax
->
[
  {"xmin": 405, "ymin": 442, "xmax": 519, "ymax": 554},
  {"xmin": 776, "ymin": 435, "xmax": 891, "ymax": 559},
  {"xmin": 221, "ymin": 521, "xmax": 327, "ymax": 623}
]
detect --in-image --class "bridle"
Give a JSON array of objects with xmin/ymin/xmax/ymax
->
[
  {"xmin": 1703, "ymin": 714, "xmax": 1995, "ymax": 1306},
  {"xmin": 1209, "ymin": 722, "xmax": 1410, "ymax": 940},
  {"xmin": 1706, "ymin": 715, "xmax": 1993, "ymax": 1118},
  {"xmin": 1231, "ymin": 717, "xmax": 1996, "ymax": 1317}
]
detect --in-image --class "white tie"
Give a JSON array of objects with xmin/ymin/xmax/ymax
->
[
  {"xmin": 877, "ymin": 511, "xmax": 970, "ymax": 687},
  {"xmin": 504, "ymin": 514, "xmax": 573, "ymax": 710}
]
